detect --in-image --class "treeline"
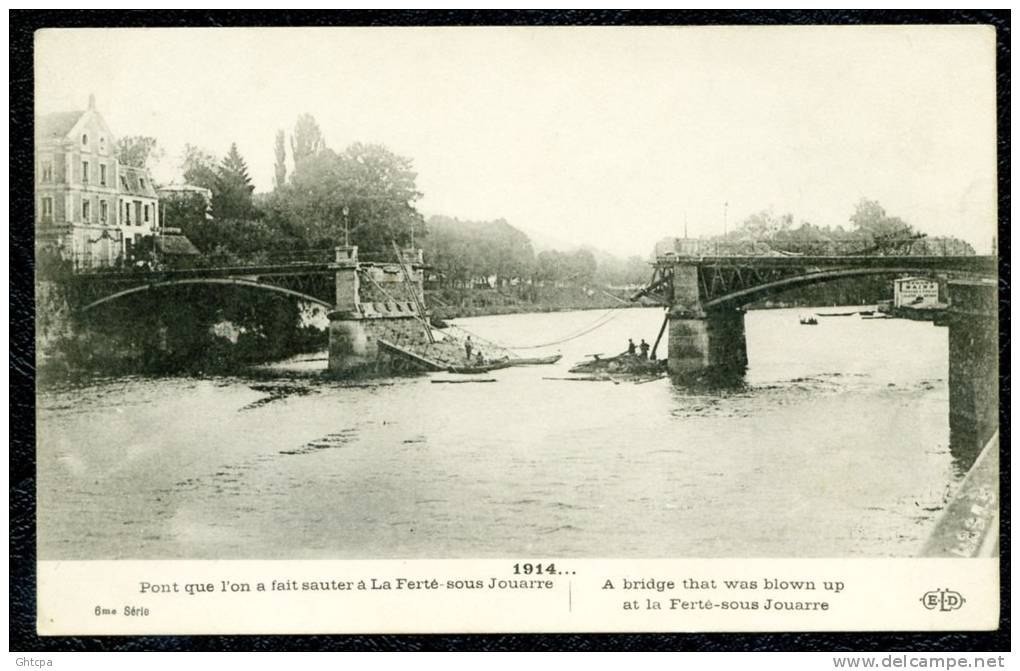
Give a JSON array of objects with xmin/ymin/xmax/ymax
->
[
  {"xmin": 137, "ymin": 115, "xmax": 648, "ymax": 287},
  {"xmin": 698, "ymin": 199, "xmax": 976, "ymax": 307},
  {"xmin": 143, "ymin": 114, "xmax": 424, "ymax": 265},
  {"xmin": 696, "ymin": 199, "xmax": 976, "ymax": 256},
  {"xmin": 421, "ymin": 216, "xmax": 650, "ymax": 289}
]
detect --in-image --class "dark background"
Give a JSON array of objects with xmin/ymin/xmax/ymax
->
[{"xmin": 9, "ymin": 9, "xmax": 1011, "ymax": 652}]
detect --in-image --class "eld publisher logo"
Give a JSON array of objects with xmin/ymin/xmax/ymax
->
[{"xmin": 920, "ymin": 589, "xmax": 966, "ymax": 612}]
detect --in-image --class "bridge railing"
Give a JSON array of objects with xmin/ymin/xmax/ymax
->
[
  {"xmin": 56, "ymin": 246, "xmax": 413, "ymax": 277},
  {"xmin": 657, "ymin": 236, "xmax": 964, "ymax": 259}
]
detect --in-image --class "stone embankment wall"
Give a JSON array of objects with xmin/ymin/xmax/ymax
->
[
  {"xmin": 36, "ymin": 281, "xmax": 147, "ymax": 375},
  {"xmin": 36, "ymin": 281, "xmax": 75, "ymax": 364}
]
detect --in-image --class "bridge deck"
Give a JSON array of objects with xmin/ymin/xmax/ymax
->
[
  {"xmin": 655, "ymin": 255, "xmax": 996, "ymax": 271},
  {"xmin": 70, "ymin": 258, "xmax": 429, "ymax": 283},
  {"xmin": 72, "ymin": 263, "xmax": 337, "ymax": 282}
]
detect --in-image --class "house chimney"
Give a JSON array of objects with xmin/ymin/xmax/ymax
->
[{"xmin": 88, "ymin": 93, "xmax": 96, "ymax": 109}]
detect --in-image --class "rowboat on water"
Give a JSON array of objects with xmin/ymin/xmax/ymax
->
[
  {"xmin": 447, "ymin": 361, "xmax": 512, "ymax": 374},
  {"xmin": 815, "ymin": 311, "xmax": 858, "ymax": 317},
  {"xmin": 506, "ymin": 354, "xmax": 562, "ymax": 366},
  {"xmin": 799, "ymin": 316, "xmax": 819, "ymax": 325}
]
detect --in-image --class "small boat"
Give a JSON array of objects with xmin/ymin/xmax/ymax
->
[
  {"xmin": 799, "ymin": 316, "xmax": 819, "ymax": 325},
  {"xmin": 815, "ymin": 311, "xmax": 857, "ymax": 317},
  {"xmin": 506, "ymin": 354, "xmax": 562, "ymax": 366},
  {"xmin": 858, "ymin": 310, "xmax": 875, "ymax": 316},
  {"xmin": 446, "ymin": 361, "xmax": 512, "ymax": 374}
]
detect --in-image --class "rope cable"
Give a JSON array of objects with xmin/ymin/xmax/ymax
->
[
  {"xmin": 364, "ymin": 274, "xmax": 629, "ymax": 352},
  {"xmin": 502, "ymin": 309, "xmax": 625, "ymax": 349},
  {"xmin": 447, "ymin": 305, "xmax": 628, "ymax": 350}
]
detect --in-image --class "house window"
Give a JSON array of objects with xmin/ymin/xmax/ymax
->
[
  {"xmin": 100, "ymin": 200, "xmax": 108, "ymax": 222},
  {"xmin": 99, "ymin": 136, "xmax": 106, "ymax": 152},
  {"xmin": 41, "ymin": 197, "xmax": 53, "ymax": 218},
  {"xmin": 120, "ymin": 175, "xmax": 130, "ymax": 190},
  {"xmin": 123, "ymin": 202, "xmax": 131, "ymax": 225},
  {"xmin": 82, "ymin": 160, "xmax": 89, "ymax": 183},
  {"xmin": 82, "ymin": 133, "xmax": 88, "ymax": 146},
  {"xmin": 100, "ymin": 164, "xmax": 107, "ymax": 186},
  {"xmin": 41, "ymin": 162, "xmax": 53, "ymax": 183},
  {"xmin": 82, "ymin": 200, "xmax": 91, "ymax": 222},
  {"xmin": 139, "ymin": 177, "xmax": 146, "ymax": 190}
]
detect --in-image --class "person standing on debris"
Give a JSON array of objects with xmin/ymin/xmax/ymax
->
[
  {"xmin": 475, "ymin": 351, "xmax": 485, "ymax": 366},
  {"xmin": 627, "ymin": 338, "xmax": 636, "ymax": 355},
  {"xmin": 639, "ymin": 339, "xmax": 650, "ymax": 359},
  {"xmin": 465, "ymin": 336, "xmax": 473, "ymax": 360}
]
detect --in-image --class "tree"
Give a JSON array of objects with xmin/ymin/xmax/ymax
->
[
  {"xmin": 177, "ymin": 217, "xmax": 305, "ymax": 266},
  {"xmin": 420, "ymin": 216, "xmax": 536, "ymax": 288},
  {"xmin": 338, "ymin": 143, "xmax": 424, "ymax": 252},
  {"xmin": 565, "ymin": 249, "xmax": 597, "ymax": 285},
  {"xmin": 849, "ymin": 198, "xmax": 913, "ymax": 240},
  {"xmin": 161, "ymin": 191, "xmax": 209, "ymax": 230},
  {"xmin": 275, "ymin": 142, "xmax": 424, "ymax": 255},
  {"xmin": 213, "ymin": 143, "xmax": 256, "ymax": 220},
  {"xmin": 534, "ymin": 250, "xmax": 565, "ymax": 284},
  {"xmin": 273, "ymin": 129, "xmax": 287, "ymax": 190},
  {"xmin": 116, "ymin": 136, "xmax": 163, "ymax": 170},
  {"xmin": 595, "ymin": 254, "xmax": 650, "ymax": 287},
  {"xmin": 181, "ymin": 144, "xmax": 219, "ymax": 192},
  {"xmin": 737, "ymin": 209, "xmax": 793, "ymax": 240},
  {"xmin": 290, "ymin": 113, "xmax": 326, "ymax": 167}
]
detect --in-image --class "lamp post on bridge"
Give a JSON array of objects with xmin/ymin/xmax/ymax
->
[{"xmin": 342, "ymin": 205, "xmax": 351, "ymax": 248}]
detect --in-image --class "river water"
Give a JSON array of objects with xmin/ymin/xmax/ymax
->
[{"xmin": 37, "ymin": 307, "xmax": 964, "ymax": 559}]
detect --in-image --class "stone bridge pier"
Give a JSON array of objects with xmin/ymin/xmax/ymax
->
[
  {"xmin": 328, "ymin": 245, "xmax": 429, "ymax": 375},
  {"xmin": 946, "ymin": 279, "xmax": 999, "ymax": 455},
  {"xmin": 666, "ymin": 262, "xmax": 748, "ymax": 377}
]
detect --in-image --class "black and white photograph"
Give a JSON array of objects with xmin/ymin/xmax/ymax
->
[{"xmin": 24, "ymin": 20, "xmax": 1002, "ymax": 639}]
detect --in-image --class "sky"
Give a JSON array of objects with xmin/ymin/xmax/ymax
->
[{"xmin": 35, "ymin": 26, "xmax": 997, "ymax": 256}]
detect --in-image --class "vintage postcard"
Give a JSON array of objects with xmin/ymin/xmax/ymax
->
[{"xmin": 31, "ymin": 23, "xmax": 1000, "ymax": 636}]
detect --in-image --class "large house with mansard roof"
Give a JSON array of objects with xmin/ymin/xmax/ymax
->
[{"xmin": 35, "ymin": 94, "xmax": 161, "ymax": 269}]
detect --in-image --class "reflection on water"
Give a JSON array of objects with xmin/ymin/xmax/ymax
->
[{"xmin": 37, "ymin": 307, "xmax": 964, "ymax": 559}]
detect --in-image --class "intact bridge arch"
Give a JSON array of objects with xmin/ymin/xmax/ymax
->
[
  {"xmin": 80, "ymin": 277, "xmax": 333, "ymax": 313},
  {"xmin": 703, "ymin": 265, "xmax": 961, "ymax": 309},
  {"xmin": 652, "ymin": 255, "xmax": 996, "ymax": 379}
]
